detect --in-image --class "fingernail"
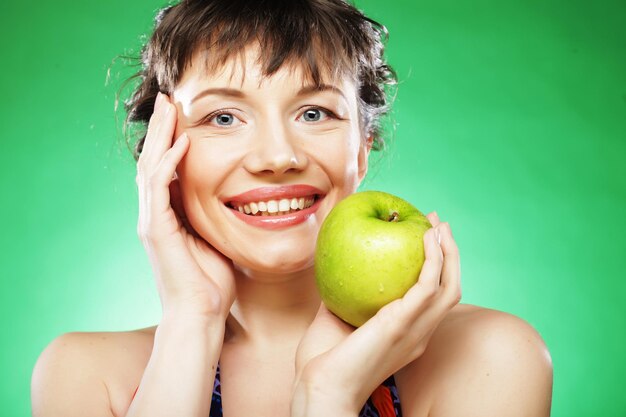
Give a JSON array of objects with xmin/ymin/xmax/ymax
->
[
  {"xmin": 435, "ymin": 228, "xmax": 441, "ymax": 245},
  {"xmin": 447, "ymin": 223, "xmax": 454, "ymax": 239},
  {"xmin": 433, "ymin": 211, "xmax": 440, "ymax": 222}
]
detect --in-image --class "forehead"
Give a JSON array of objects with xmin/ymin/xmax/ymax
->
[{"xmin": 174, "ymin": 44, "xmax": 356, "ymax": 95}]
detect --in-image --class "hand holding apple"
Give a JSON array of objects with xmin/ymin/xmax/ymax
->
[
  {"xmin": 315, "ymin": 190, "xmax": 432, "ymax": 327},
  {"xmin": 297, "ymin": 210, "xmax": 460, "ymax": 413}
]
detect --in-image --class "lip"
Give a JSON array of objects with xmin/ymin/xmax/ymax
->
[
  {"xmin": 226, "ymin": 194, "xmax": 325, "ymax": 230},
  {"xmin": 224, "ymin": 184, "xmax": 325, "ymax": 205}
]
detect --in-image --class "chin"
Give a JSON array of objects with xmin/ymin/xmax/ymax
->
[
  {"xmin": 235, "ymin": 246, "xmax": 316, "ymax": 276},
  {"xmin": 251, "ymin": 253, "xmax": 314, "ymax": 274}
]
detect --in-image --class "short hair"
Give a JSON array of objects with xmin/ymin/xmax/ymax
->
[{"xmin": 120, "ymin": 0, "xmax": 397, "ymax": 160}]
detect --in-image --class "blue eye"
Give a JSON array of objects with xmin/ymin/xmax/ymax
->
[
  {"xmin": 214, "ymin": 113, "xmax": 235, "ymax": 126},
  {"xmin": 300, "ymin": 107, "xmax": 337, "ymax": 123},
  {"xmin": 303, "ymin": 109, "xmax": 322, "ymax": 122},
  {"xmin": 199, "ymin": 110, "xmax": 242, "ymax": 128}
]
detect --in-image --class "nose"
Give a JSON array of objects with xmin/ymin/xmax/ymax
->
[{"xmin": 243, "ymin": 120, "xmax": 308, "ymax": 175}]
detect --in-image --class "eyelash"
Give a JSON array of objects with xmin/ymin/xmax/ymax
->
[
  {"xmin": 299, "ymin": 106, "xmax": 339, "ymax": 122},
  {"xmin": 198, "ymin": 106, "xmax": 340, "ymax": 126},
  {"xmin": 199, "ymin": 109, "xmax": 240, "ymax": 127}
]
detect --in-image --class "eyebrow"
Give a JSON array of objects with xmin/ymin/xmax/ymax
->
[
  {"xmin": 296, "ymin": 84, "xmax": 347, "ymax": 100},
  {"xmin": 191, "ymin": 88, "xmax": 245, "ymax": 104},
  {"xmin": 190, "ymin": 83, "xmax": 346, "ymax": 104}
]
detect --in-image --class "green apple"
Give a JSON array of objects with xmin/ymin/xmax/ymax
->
[{"xmin": 315, "ymin": 190, "xmax": 432, "ymax": 327}]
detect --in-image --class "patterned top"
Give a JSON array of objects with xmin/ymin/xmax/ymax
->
[{"xmin": 131, "ymin": 362, "xmax": 403, "ymax": 417}]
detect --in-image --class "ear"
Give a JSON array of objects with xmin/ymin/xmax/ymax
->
[{"xmin": 357, "ymin": 136, "xmax": 373, "ymax": 183}]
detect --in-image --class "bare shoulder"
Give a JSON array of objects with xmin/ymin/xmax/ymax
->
[
  {"xmin": 395, "ymin": 304, "xmax": 553, "ymax": 417},
  {"xmin": 31, "ymin": 326, "xmax": 157, "ymax": 417}
]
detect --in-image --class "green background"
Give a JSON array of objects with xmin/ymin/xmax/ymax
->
[{"xmin": 1, "ymin": 0, "xmax": 624, "ymax": 415}]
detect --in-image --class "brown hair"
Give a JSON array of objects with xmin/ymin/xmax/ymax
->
[{"xmin": 119, "ymin": 0, "xmax": 396, "ymax": 160}]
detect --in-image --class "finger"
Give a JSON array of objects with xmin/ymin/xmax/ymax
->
[
  {"xmin": 438, "ymin": 222, "xmax": 462, "ymax": 305},
  {"xmin": 149, "ymin": 133, "xmax": 190, "ymax": 216},
  {"xmin": 375, "ymin": 226, "xmax": 442, "ymax": 327},
  {"xmin": 426, "ymin": 211, "xmax": 440, "ymax": 227},
  {"xmin": 413, "ymin": 226, "xmax": 443, "ymax": 294},
  {"xmin": 137, "ymin": 93, "xmax": 163, "ymax": 166},
  {"xmin": 146, "ymin": 95, "xmax": 178, "ymax": 165},
  {"xmin": 140, "ymin": 94, "xmax": 177, "ymax": 169}
]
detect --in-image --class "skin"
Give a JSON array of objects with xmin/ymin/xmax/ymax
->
[{"xmin": 31, "ymin": 47, "xmax": 553, "ymax": 417}]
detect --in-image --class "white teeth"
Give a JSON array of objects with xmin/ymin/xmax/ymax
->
[
  {"xmin": 278, "ymin": 199, "xmax": 290, "ymax": 212},
  {"xmin": 267, "ymin": 200, "xmax": 279, "ymax": 213},
  {"xmin": 231, "ymin": 195, "xmax": 319, "ymax": 216}
]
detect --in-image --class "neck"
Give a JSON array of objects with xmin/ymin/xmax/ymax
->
[{"xmin": 225, "ymin": 264, "xmax": 321, "ymax": 347}]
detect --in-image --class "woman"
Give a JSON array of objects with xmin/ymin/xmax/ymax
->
[{"xmin": 31, "ymin": 1, "xmax": 553, "ymax": 416}]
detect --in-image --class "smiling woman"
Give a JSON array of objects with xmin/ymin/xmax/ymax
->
[
  {"xmin": 167, "ymin": 47, "xmax": 371, "ymax": 272},
  {"xmin": 30, "ymin": 1, "xmax": 552, "ymax": 416}
]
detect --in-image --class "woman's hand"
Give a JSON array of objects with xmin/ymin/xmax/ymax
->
[
  {"xmin": 293, "ymin": 212, "xmax": 460, "ymax": 415},
  {"xmin": 136, "ymin": 92, "xmax": 236, "ymax": 320}
]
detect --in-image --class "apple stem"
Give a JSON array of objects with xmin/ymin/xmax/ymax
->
[{"xmin": 388, "ymin": 211, "xmax": 399, "ymax": 222}]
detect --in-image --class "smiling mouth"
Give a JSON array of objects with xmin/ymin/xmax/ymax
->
[{"xmin": 226, "ymin": 194, "xmax": 323, "ymax": 216}]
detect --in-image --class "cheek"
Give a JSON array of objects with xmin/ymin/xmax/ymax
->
[
  {"xmin": 308, "ymin": 132, "xmax": 362, "ymax": 184},
  {"xmin": 179, "ymin": 139, "xmax": 240, "ymax": 187},
  {"xmin": 177, "ymin": 140, "xmax": 241, "ymax": 220}
]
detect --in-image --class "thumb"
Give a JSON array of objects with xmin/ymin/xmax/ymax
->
[
  {"xmin": 169, "ymin": 178, "xmax": 201, "ymax": 239},
  {"xmin": 295, "ymin": 303, "xmax": 354, "ymax": 376}
]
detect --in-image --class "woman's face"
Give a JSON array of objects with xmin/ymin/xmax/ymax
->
[{"xmin": 171, "ymin": 47, "xmax": 370, "ymax": 275}]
